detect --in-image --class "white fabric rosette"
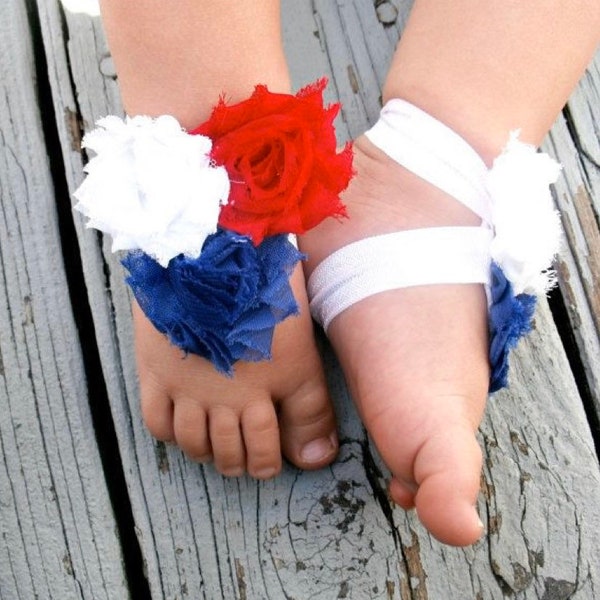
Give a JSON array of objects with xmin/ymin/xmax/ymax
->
[
  {"xmin": 74, "ymin": 115, "xmax": 230, "ymax": 267},
  {"xmin": 487, "ymin": 132, "xmax": 563, "ymax": 296}
]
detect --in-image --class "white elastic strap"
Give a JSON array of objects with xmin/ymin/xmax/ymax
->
[
  {"xmin": 365, "ymin": 99, "xmax": 492, "ymax": 225},
  {"xmin": 309, "ymin": 227, "xmax": 493, "ymax": 330}
]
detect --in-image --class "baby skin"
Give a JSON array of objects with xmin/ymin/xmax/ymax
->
[
  {"xmin": 134, "ymin": 266, "xmax": 339, "ymax": 480},
  {"xmin": 301, "ymin": 136, "xmax": 490, "ymax": 546}
]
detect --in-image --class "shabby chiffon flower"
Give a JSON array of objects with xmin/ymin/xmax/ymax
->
[
  {"xmin": 488, "ymin": 132, "xmax": 562, "ymax": 296},
  {"xmin": 122, "ymin": 230, "xmax": 303, "ymax": 375},
  {"xmin": 194, "ymin": 79, "xmax": 352, "ymax": 245},
  {"xmin": 74, "ymin": 115, "xmax": 230, "ymax": 267},
  {"xmin": 488, "ymin": 262, "xmax": 537, "ymax": 392},
  {"xmin": 482, "ymin": 133, "xmax": 562, "ymax": 391}
]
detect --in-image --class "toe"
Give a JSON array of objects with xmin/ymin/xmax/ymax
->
[
  {"xmin": 389, "ymin": 477, "xmax": 416, "ymax": 510},
  {"xmin": 241, "ymin": 401, "xmax": 282, "ymax": 479},
  {"xmin": 209, "ymin": 407, "xmax": 246, "ymax": 476},
  {"xmin": 278, "ymin": 380, "xmax": 338, "ymax": 470},
  {"xmin": 173, "ymin": 400, "xmax": 211, "ymax": 462},
  {"xmin": 413, "ymin": 424, "xmax": 484, "ymax": 546},
  {"xmin": 140, "ymin": 386, "xmax": 175, "ymax": 442}
]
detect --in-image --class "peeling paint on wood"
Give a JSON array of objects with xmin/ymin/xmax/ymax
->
[{"xmin": 0, "ymin": 1, "xmax": 128, "ymax": 598}]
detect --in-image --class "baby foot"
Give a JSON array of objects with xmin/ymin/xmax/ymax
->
[
  {"xmin": 135, "ymin": 264, "xmax": 338, "ymax": 479},
  {"xmin": 301, "ymin": 136, "xmax": 490, "ymax": 545}
]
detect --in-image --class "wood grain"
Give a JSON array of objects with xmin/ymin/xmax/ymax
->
[
  {"xmin": 544, "ymin": 78, "xmax": 600, "ymax": 408},
  {"xmin": 0, "ymin": 1, "xmax": 128, "ymax": 598}
]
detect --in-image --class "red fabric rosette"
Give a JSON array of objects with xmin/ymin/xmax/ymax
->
[{"xmin": 192, "ymin": 79, "xmax": 352, "ymax": 244}]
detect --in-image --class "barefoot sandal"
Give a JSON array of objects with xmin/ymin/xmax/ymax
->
[
  {"xmin": 307, "ymin": 100, "xmax": 562, "ymax": 392},
  {"xmin": 74, "ymin": 80, "xmax": 353, "ymax": 375}
]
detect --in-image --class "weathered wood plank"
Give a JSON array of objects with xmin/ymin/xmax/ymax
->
[
  {"xmin": 36, "ymin": 3, "xmax": 237, "ymax": 597},
  {"xmin": 0, "ymin": 1, "xmax": 128, "ymax": 598},
  {"xmin": 543, "ymin": 58, "xmax": 600, "ymax": 409},
  {"xmin": 37, "ymin": 0, "xmax": 600, "ymax": 598}
]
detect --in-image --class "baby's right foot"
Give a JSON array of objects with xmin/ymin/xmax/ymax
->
[
  {"xmin": 135, "ymin": 264, "xmax": 338, "ymax": 480},
  {"xmin": 301, "ymin": 136, "xmax": 490, "ymax": 545}
]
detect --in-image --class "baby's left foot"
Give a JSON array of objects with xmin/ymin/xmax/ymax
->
[{"xmin": 301, "ymin": 136, "xmax": 489, "ymax": 545}]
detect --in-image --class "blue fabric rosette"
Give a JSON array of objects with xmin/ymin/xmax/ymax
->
[
  {"xmin": 488, "ymin": 262, "xmax": 537, "ymax": 392},
  {"xmin": 123, "ymin": 230, "xmax": 303, "ymax": 375}
]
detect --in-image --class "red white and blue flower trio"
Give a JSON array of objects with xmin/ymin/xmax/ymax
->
[
  {"xmin": 74, "ymin": 81, "xmax": 562, "ymax": 390},
  {"xmin": 74, "ymin": 80, "xmax": 351, "ymax": 375}
]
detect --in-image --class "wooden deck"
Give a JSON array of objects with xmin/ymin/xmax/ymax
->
[{"xmin": 1, "ymin": 0, "xmax": 599, "ymax": 598}]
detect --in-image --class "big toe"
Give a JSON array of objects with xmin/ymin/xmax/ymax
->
[
  {"xmin": 410, "ymin": 424, "xmax": 484, "ymax": 546},
  {"xmin": 278, "ymin": 378, "xmax": 338, "ymax": 471}
]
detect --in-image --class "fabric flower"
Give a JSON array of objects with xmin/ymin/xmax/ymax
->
[
  {"xmin": 487, "ymin": 131, "xmax": 562, "ymax": 295},
  {"xmin": 488, "ymin": 262, "xmax": 537, "ymax": 392},
  {"xmin": 123, "ymin": 230, "xmax": 303, "ymax": 374},
  {"xmin": 193, "ymin": 79, "xmax": 352, "ymax": 245},
  {"xmin": 74, "ymin": 115, "xmax": 230, "ymax": 267}
]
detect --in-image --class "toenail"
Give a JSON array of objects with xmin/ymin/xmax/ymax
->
[
  {"xmin": 300, "ymin": 437, "xmax": 334, "ymax": 463},
  {"xmin": 254, "ymin": 467, "xmax": 277, "ymax": 480}
]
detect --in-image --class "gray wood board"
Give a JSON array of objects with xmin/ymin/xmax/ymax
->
[
  {"xmin": 34, "ymin": 0, "xmax": 600, "ymax": 597},
  {"xmin": 0, "ymin": 1, "xmax": 128, "ymax": 598},
  {"xmin": 544, "ymin": 67, "xmax": 600, "ymax": 409}
]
